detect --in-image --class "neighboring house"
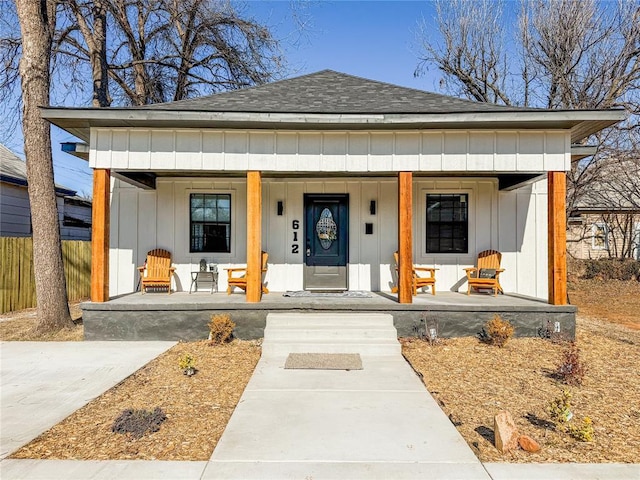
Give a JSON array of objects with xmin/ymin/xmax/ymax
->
[
  {"xmin": 0, "ymin": 143, "xmax": 92, "ymax": 240},
  {"xmin": 42, "ymin": 70, "xmax": 624, "ymax": 303},
  {"xmin": 568, "ymin": 161, "xmax": 640, "ymax": 260}
]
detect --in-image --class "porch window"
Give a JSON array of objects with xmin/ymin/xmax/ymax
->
[
  {"xmin": 190, "ymin": 194, "xmax": 231, "ymax": 253},
  {"xmin": 591, "ymin": 223, "xmax": 608, "ymax": 250},
  {"xmin": 426, "ymin": 194, "xmax": 468, "ymax": 254}
]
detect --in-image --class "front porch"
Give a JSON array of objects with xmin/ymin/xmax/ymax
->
[{"xmin": 81, "ymin": 291, "xmax": 576, "ymax": 341}]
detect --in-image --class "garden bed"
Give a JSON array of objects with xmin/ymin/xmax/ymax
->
[
  {"xmin": 11, "ymin": 340, "xmax": 260, "ymax": 460},
  {"xmin": 402, "ymin": 313, "xmax": 640, "ymax": 463}
]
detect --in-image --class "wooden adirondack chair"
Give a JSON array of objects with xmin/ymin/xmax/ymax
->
[
  {"xmin": 137, "ymin": 249, "xmax": 176, "ymax": 294},
  {"xmin": 464, "ymin": 249, "xmax": 504, "ymax": 296},
  {"xmin": 391, "ymin": 252, "xmax": 437, "ymax": 295},
  {"xmin": 225, "ymin": 251, "xmax": 269, "ymax": 294}
]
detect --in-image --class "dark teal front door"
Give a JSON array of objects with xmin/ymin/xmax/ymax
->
[{"xmin": 303, "ymin": 194, "xmax": 349, "ymax": 291}]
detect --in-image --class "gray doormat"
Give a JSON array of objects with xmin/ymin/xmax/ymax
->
[
  {"xmin": 284, "ymin": 353, "xmax": 363, "ymax": 370},
  {"xmin": 283, "ymin": 290, "xmax": 372, "ymax": 298}
]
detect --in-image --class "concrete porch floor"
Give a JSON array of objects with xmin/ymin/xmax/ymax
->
[{"xmin": 81, "ymin": 291, "xmax": 576, "ymax": 341}]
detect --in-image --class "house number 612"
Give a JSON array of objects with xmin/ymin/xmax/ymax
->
[{"xmin": 291, "ymin": 220, "xmax": 300, "ymax": 254}]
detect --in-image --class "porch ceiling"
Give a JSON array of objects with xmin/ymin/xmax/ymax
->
[{"xmin": 113, "ymin": 170, "xmax": 545, "ymax": 191}]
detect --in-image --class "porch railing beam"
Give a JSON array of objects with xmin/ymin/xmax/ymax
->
[
  {"xmin": 91, "ymin": 168, "xmax": 110, "ymax": 302},
  {"xmin": 548, "ymin": 171, "xmax": 567, "ymax": 305},
  {"xmin": 398, "ymin": 172, "xmax": 413, "ymax": 304},
  {"xmin": 246, "ymin": 171, "xmax": 262, "ymax": 302}
]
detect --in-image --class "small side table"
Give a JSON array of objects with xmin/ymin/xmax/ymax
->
[{"xmin": 189, "ymin": 267, "xmax": 218, "ymax": 294}]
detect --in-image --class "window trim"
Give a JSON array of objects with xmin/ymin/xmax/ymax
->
[
  {"xmin": 591, "ymin": 222, "xmax": 609, "ymax": 250},
  {"xmin": 424, "ymin": 192, "xmax": 470, "ymax": 255},
  {"xmin": 417, "ymin": 186, "xmax": 475, "ymax": 260},
  {"xmin": 187, "ymin": 190, "xmax": 235, "ymax": 255}
]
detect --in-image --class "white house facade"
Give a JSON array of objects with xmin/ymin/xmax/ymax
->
[{"xmin": 43, "ymin": 70, "xmax": 624, "ymax": 305}]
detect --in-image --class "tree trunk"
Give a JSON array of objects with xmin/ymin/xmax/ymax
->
[{"xmin": 16, "ymin": 0, "xmax": 73, "ymax": 332}]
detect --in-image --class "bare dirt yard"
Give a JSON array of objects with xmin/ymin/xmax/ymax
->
[{"xmin": 403, "ymin": 279, "xmax": 640, "ymax": 463}]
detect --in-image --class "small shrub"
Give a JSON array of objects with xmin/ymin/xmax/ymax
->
[
  {"xmin": 537, "ymin": 319, "xmax": 571, "ymax": 344},
  {"xmin": 412, "ymin": 315, "xmax": 440, "ymax": 344},
  {"xmin": 479, "ymin": 314, "xmax": 514, "ymax": 347},
  {"xmin": 208, "ymin": 313, "xmax": 235, "ymax": 344},
  {"xmin": 582, "ymin": 259, "xmax": 640, "ymax": 281},
  {"xmin": 568, "ymin": 416, "xmax": 595, "ymax": 442},
  {"xmin": 557, "ymin": 342, "xmax": 586, "ymax": 386},
  {"xmin": 548, "ymin": 389, "xmax": 573, "ymax": 424},
  {"xmin": 178, "ymin": 353, "xmax": 196, "ymax": 375},
  {"xmin": 111, "ymin": 407, "xmax": 167, "ymax": 438}
]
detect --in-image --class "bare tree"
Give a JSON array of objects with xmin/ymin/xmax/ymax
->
[
  {"xmin": 416, "ymin": 0, "xmax": 640, "ymax": 258},
  {"xmin": 58, "ymin": 0, "xmax": 111, "ymax": 107},
  {"xmin": 49, "ymin": 0, "xmax": 284, "ymax": 107},
  {"xmin": 15, "ymin": 0, "xmax": 74, "ymax": 332},
  {"xmin": 415, "ymin": 0, "xmax": 512, "ymax": 105}
]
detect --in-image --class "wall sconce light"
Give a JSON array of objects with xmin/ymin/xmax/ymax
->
[
  {"xmin": 277, "ymin": 200, "xmax": 284, "ymax": 216},
  {"xmin": 369, "ymin": 200, "xmax": 376, "ymax": 215}
]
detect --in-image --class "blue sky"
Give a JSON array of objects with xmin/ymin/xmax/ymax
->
[{"xmin": 18, "ymin": 1, "xmax": 444, "ymax": 196}]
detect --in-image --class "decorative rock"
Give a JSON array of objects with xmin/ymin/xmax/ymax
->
[
  {"xmin": 494, "ymin": 410, "xmax": 519, "ymax": 453},
  {"xmin": 518, "ymin": 435, "xmax": 541, "ymax": 453}
]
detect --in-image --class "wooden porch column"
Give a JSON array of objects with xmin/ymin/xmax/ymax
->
[
  {"xmin": 91, "ymin": 168, "xmax": 110, "ymax": 302},
  {"xmin": 246, "ymin": 171, "xmax": 262, "ymax": 303},
  {"xmin": 548, "ymin": 171, "xmax": 567, "ymax": 305},
  {"xmin": 398, "ymin": 172, "xmax": 413, "ymax": 304}
]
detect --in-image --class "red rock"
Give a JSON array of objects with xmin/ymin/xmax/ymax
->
[
  {"xmin": 494, "ymin": 411, "xmax": 519, "ymax": 453},
  {"xmin": 518, "ymin": 435, "xmax": 541, "ymax": 453}
]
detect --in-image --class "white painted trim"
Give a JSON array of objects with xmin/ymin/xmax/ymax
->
[
  {"xmin": 184, "ymin": 188, "xmax": 238, "ymax": 259},
  {"xmin": 416, "ymin": 186, "xmax": 477, "ymax": 263},
  {"xmin": 591, "ymin": 222, "xmax": 609, "ymax": 250}
]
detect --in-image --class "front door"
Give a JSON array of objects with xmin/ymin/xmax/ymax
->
[{"xmin": 304, "ymin": 194, "xmax": 349, "ymax": 291}]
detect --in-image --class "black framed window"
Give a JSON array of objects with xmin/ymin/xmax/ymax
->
[
  {"xmin": 190, "ymin": 193, "xmax": 231, "ymax": 253},
  {"xmin": 426, "ymin": 194, "xmax": 468, "ymax": 253}
]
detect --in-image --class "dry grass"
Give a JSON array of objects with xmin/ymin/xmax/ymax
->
[
  {"xmin": 568, "ymin": 279, "xmax": 640, "ymax": 330},
  {"xmin": 11, "ymin": 340, "xmax": 261, "ymax": 461},
  {"xmin": 402, "ymin": 279, "xmax": 640, "ymax": 463},
  {"xmin": 0, "ymin": 303, "xmax": 84, "ymax": 341}
]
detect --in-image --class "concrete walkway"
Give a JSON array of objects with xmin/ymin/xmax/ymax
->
[
  {"xmin": 0, "ymin": 341, "xmax": 175, "ymax": 460},
  {"xmin": 206, "ymin": 313, "xmax": 488, "ymax": 479},
  {"xmin": 1, "ymin": 327, "xmax": 638, "ymax": 479}
]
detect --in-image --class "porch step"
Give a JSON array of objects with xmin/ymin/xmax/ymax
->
[
  {"xmin": 262, "ymin": 313, "xmax": 400, "ymax": 356},
  {"xmin": 266, "ymin": 312, "xmax": 395, "ymax": 328}
]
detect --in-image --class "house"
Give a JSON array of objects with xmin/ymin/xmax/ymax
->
[
  {"xmin": 567, "ymin": 159, "xmax": 640, "ymax": 260},
  {"xmin": 0, "ymin": 143, "xmax": 92, "ymax": 240},
  {"xmin": 40, "ymin": 70, "xmax": 624, "ymax": 339}
]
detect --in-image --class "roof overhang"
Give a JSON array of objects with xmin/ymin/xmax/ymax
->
[
  {"xmin": 41, "ymin": 107, "xmax": 626, "ymax": 144},
  {"xmin": 61, "ymin": 142, "xmax": 90, "ymax": 160},
  {"xmin": 571, "ymin": 144, "xmax": 598, "ymax": 162}
]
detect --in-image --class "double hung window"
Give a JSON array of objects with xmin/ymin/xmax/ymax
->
[
  {"xmin": 426, "ymin": 194, "xmax": 468, "ymax": 254},
  {"xmin": 190, "ymin": 193, "xmax": 231, "ymax": 253}
]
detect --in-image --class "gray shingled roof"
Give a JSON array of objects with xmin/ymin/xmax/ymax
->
[
  {"xmin": 0, "ymin": 143, "xmax": 76, "ymax": 195},
  {"xmin": 144, "ymin": 70, "xmax": 535, "ymax": 114},
  {"xmin": 0, "ymin": 143, "xmax": 28, "ymax": 182}
]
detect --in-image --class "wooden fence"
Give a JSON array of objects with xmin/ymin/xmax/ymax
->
[{"xmin": 0, "ymin": 237, "xmax": 91, "ymax": 314}]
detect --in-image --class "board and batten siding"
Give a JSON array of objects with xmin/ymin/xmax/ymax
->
[
  {"xmin": 108, "ymin": 176, "xmax": 548, "ymax": 299},
  {"xmin": 91, "ymin": 128, "xmax": 571, "ymax": 173}
]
